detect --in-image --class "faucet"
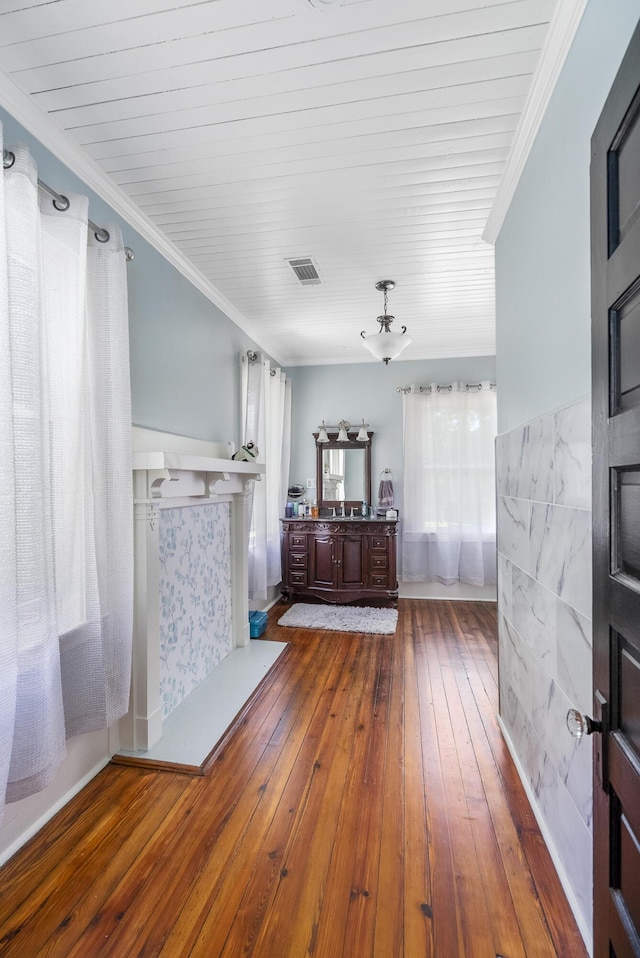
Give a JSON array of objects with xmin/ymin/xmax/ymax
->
[
  {"xmin": 339, "ymin": 501, "xmax": 345, "ymax": 517},
  {"xmin": 350, "ymin": 506, "xmax": 357, "ymax": 518}
]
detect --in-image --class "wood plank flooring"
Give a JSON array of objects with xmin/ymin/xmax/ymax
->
[{"xmin": 0, "ymin": 600, "xmax": 588, "ymax": 957}]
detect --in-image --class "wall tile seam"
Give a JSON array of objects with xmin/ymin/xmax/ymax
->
[
  {"xmin": 551, "ymin": 416, "xmax": 592, "ymax": 507},
  {"xmin": 497, "ymin": 548, "xmax": 593, "ymax": 624},
  {"xmin": 495, "ymin": 393, "xmax": 592, "ymax": 438},
  {"xmin": 501, "ymin": 682, "xmax": 594, "ymax": 835},
  {"xmin": 498, "ymin": 493, "xmax": 591, "ymax": 514},
  {"xmin": 499, "ymin": 613, "xmax": 593, "ymax": 741},
  {"xmin": 500, "ymin": 611, "xmax": 561, "ymax": 687}
]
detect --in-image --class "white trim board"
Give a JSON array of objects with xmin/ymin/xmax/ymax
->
[
  {"xmin": 0, "ymin": 756, "xmax": 110, "ymax": 868},
  {"xmin": 483, "ymin": 0, "xmax": 588, "ymax": 245},
  {"xmin": 498, "ymin": 717, "xmax": 593, "ymax": 957},
  {"xmin": 399, "ymin": 581, "xmax": 497, "ymax": 601}
]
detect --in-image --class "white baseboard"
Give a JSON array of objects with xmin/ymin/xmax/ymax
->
[
  {"xmin": 398, "ymin": 580, "xmax": 497, "ymax": 601},
  {"xmin": 0, "ymin": 757, "xmax": 110, "ymax": 868},
  {"xmin": 497, "ymin": 717, "xmax": 593, "ymax": 957}
]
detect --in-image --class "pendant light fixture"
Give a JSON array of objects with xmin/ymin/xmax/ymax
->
[{"xmin": 361, "ymin": 280, "xmax": 411, "ymax": 364}]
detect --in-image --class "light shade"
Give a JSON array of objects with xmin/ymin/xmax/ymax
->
[
  {"xmin": 356, "ymin": 420, "xmax": 369, "ymax": 442},
  {"xmin": 317, "ymin": 421, "xmax": 329, "ymax": 443},
  {"xmin": 361, "ymin": 279, "xmax": 411, "ymax": 364},
  {"xmin": 361, "ymin": 330, "xmax": 412, "ymax": 364},
  {"xmin": 337, "ymin": 419, "xmax": 350, "ymax": 442}
]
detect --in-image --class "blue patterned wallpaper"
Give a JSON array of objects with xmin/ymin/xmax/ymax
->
[{"xmin": 158, "ymin": 502, "xmax": 232, "ymax": 718}]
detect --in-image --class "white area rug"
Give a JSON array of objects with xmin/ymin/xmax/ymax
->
[{"xmin": 278, "ymin": 603, "xmax": 398, "ymax": 635}]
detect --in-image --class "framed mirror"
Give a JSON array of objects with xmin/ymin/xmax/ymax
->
[{"xmin": 314, "ymin": 431, "xmax": 372, "ymax": 511}]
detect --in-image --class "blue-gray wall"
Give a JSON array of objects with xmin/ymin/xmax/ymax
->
[
  {"xmin": 286, "ymin": 355, "xmax": 497, "ymax": 520},
  {"xmin": 495, "ymin": 0, "xmax": 640, "ymax": 435}
]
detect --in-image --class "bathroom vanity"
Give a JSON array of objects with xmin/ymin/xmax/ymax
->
[
  {"xmin": 281, "ymin": 423, "xmax": 397, "ymax": 604},
  {"xmin": 280, "ymin": 517, "xmax": 398, "ymax": 604}
]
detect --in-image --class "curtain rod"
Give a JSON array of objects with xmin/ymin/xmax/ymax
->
[
  {"xmin": 246, "ymin": 349, "xmax": 277, "ymax": 375},
  {"xmin": 396, "ymin": 382, "xmax": 496, "ymax": 394},
  {"xmin": 3, "ymin": 149, "xmax": 134, "ymax": 263}
]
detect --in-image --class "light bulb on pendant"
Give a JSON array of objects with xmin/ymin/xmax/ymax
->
[{"xmin": 317, "ymin": 421, "xmax": 329, "ymax": 443}]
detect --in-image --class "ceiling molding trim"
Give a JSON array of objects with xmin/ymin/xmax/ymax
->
[
  {"xmin": 482, "ymin": 0, "xmax": 588, "ymax": 246},
  {"xmin": 0, "ymin": 69, "xmax": 283, "ymax": 364}
]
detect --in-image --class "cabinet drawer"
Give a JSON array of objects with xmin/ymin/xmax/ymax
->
[
  {"xmin": 370, "ymin": 573, "xmax": 389, "ymax": 588},
  {"xmin": 370, "ymin": 554, "xmax": 388, "ymax": 569},
  {"xmin": 370, "ymin": 537, "xmax": 389, "ymax": 551},
  {"xmin": 290, "ymin": 552, "xmax": 307, "ymax": 568},
  {"xmin": 289, "ymin": 534, "xmax": 306, "ymax": 548},
  {"xmin": 290, "ymin": 571, "xmax": 307, "ymax": 586}
]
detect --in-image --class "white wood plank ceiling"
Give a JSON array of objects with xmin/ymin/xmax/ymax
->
[{"xmin": 0, "ymin": 0, "xmax": 561, "ymax": 366}]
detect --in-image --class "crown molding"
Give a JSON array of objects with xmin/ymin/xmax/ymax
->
[
  {"xmin": 483, "ymin": 0, "xmax": 588, "ymax": 246},
  {"xmin": 0, "ymin": 68, "xmax": 283, "ymax": 364}
]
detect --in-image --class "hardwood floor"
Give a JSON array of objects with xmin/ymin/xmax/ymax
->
[{"xmin": 0, "ymin": 600, "xmax": 587, "ymax": 957}]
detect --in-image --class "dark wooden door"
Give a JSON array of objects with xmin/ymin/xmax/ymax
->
[{"xmin": 591, "ymin": 18, "xmax": 640, "ymax": 957}]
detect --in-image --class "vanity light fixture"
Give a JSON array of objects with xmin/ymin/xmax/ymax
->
[
  {"xmin": 337, "ymin": 419, "xmax": 350, "ymax": 443},
  {"xmin": 356, "ymin": 420, "xmax": 370, "ymax": 442},
  {"xmin": 361, "ymin": 280, "xmax": 411, "ymax": 364},
  {"xmin": 316, "ymin": 419, "xmax": 370, "ymax": 442}
]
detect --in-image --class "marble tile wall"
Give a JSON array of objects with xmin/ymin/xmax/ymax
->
[
  {"xmin": 496, "ymin": 397, "xmax": 593, "ymax": 931},
  {"xmin": 158, "ymin": 502, "xmax": 232, "ymax": 718}
]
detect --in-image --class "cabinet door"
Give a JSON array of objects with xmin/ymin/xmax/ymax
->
[
  {"xmin": 310, "ymin": 535, "xmax": 336, "ymax": 587},
  {"xmin": 339, "ymin": 535, "xmax": 366, "ymax": 589}
]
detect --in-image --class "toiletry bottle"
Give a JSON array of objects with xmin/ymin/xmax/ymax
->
[
  {"xmin": 311, "ymin": 499, "xmax": 318, "ymax": 518},
  {"xmin": 362, "ymin": 499, "xmax": 368, "ymax": 517}
]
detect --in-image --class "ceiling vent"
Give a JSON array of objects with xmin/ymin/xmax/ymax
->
[{"xmin": 287, "ymin": 257, "xmax": 321, "ymax": 286}]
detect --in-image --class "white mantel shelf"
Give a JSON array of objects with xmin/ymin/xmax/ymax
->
[
  {"xmin": 133, "ymin": 451, "xmax": 264, "ymax": 501},
  {"xmin": 133, "ymin": 450, "xmax": 264, "ymax": 475},
  {"xmin": 120, "ymin": 427, "xmax": 264, "ymax": 755},
  {"xmin": 132, "ymin": 428, "xmax": 264, "ymax": 502}
]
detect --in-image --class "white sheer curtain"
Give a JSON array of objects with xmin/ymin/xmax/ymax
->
[
  {"xmin": 0, "ymin": 135, "xmax": 133, "ymax": 814},
  {"xmin": 241, "ymin": 353, "xmax": 291, "ymax": 602},
  {"xmin": 402, "ymin": 383, "xmax": 497, "ymax": 586}
]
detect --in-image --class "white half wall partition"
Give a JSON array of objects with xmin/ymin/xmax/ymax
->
[{"xmin": 120, "ymin": 428, "xmax": 264, "ymax": 753}]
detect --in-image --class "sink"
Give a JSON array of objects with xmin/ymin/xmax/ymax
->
[{"xmin": 320, "ymin": 515, "xmax": 369, "ymax": 520}]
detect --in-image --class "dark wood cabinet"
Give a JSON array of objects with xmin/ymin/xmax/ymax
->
[{"xmin": 281, "ymin": 518, "xmax": 398, "ymax": 604}]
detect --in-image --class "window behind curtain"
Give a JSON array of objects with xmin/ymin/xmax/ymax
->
[
  {"xmin": 240, "ymin": 353, "xmax": 291, "ymax": 602},
  {"xmin": 402, "ymin": 383, "xmax": 497, "ymax": 587},
  {"xmin": 1, "ymin": 136, "xmax": 133, "ymax": 814}
]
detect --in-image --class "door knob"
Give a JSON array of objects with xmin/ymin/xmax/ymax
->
[{"xmin": 566, "ymin": 708, "xmax": 602, "ymax": 739}]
